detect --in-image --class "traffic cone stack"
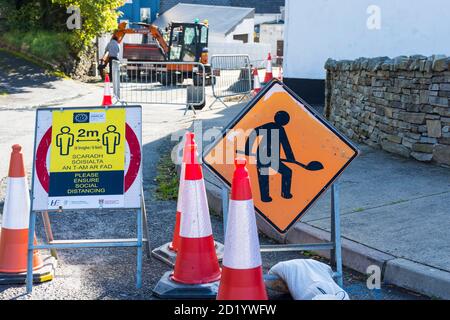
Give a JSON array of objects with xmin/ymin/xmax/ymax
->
[
  {"xmin": 217, "ymin": 158, "xmax": 268, "ymax": 300},
  {"xmin": 172, "ymin": 141, "xmax": 221, "ymax": 284},
  {"xmin": 0, "ymin": 145, "xmax": 55, "ymax": 285},
  {"xmin": 151, "ymin": 132, "xmax": 224, "ymax": 267},
  {"xmin": 253, "ymin": 68, "xmax": 262, "ymax": 95},
  {"xmin": 102, "ymin": 73, "xmax": 113, "ymax": 106},
  {"xmin": 263, "ymin": 53, "xmax": 274, "ymax": 83},
  {"xmin": 153, "ymin": 138, "xmax": 221, "ymax": 299}
]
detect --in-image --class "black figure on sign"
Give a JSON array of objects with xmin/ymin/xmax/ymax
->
[
  {"xmin": 102, "ymin": 125, "xmax": 121, "ymax": 154},
  {"xmin": 56, "ymin": 126, "xmax": 75, "ymax": 156},
  {"xmin": 239, "ymin": 111, "xmax": 325, "ymax": 203},
  {"xmin": 244, "ymin": 111, "xmax": 295, "ymax": 202}
]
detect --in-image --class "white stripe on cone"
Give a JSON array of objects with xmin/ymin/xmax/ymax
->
[
  {"xmin": 2, "ymin": 177, "xmax": 30, "ymax": 229},
  {"xmin": 179, "ymin": 179, "xmax": 213, "ymax": 238},
  {"xmin": 266, "ymin": 58, "xmax": 273, "ymax": 73},
  {"xmin": 254, "ymin": 72, "xmax": 261, "ymax": 91},
  {"xmin": 222, "ymin": 199, "xmax": 262, "ymax": 269},
  {"xmin": 104, "ymin": 80, "xmax": 112, "ymax": 96}
]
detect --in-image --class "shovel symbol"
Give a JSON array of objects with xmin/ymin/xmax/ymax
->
[{"xmin": 236, "ymin": 150, "xmax": 324, "ymax": 171}]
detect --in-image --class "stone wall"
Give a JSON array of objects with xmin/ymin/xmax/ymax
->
[{"xmin": 324, "ymin": 55, "xmax": 450, "ymax": 167}]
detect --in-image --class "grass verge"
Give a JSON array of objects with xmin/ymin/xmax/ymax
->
[
  {"xmin": 1, "ymin": 31, "xmax": 73, "ymax": 64},
  {"xmin": 155, "ymin": 152, "xmax": 179, "ymax": 200}
]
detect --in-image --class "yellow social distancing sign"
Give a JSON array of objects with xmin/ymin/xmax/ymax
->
[{"xmin": 49, "ymin": 108, "xmax": 126, "ymax": 208}]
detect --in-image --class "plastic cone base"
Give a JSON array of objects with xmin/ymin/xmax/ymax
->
[
  {"xmin": 153, "ymin": 271, "xmax": 219, "ymax": 299},
  {"xmin": 0, "ymin": 255, "xmax": 56, "ymax": 285},
  {"xmin": 152, "ymin": 241, "xmax": 225, "ymax": 267},
  {"xmin": 217, "ymin": 266, "xmax": 268, "ymax": 300},
  {"xmin": 172, "ymin": 235, "xmax": 221, "ymax": 284},
  {"xmin": 0, "ymin": 229, "xmax": 43, "ymax": 273}
]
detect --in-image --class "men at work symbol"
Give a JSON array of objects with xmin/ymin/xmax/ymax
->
[
  {"xmin": 102, "ymin": 125, "xmax": 121, "ymax": 154},
  {"xmin": 56, "ymin": 126, "xmax": 75, "ymax": 156},
  {"xmin": 240, "ymin": 111, "xmax": 324, "ymax": 203}
]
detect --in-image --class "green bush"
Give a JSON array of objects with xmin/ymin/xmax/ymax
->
[{"xmin": 1, "ymin": 30, "xmax": 75, "ymax": 63}]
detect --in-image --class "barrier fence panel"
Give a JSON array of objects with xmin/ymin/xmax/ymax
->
[
  {"xmin": 209, "ymin": 54, "xmax": 252, "ymax": 109},
  {"xmin": 113, "ymin": 60, "xmax": 206, "ymax": 114}
]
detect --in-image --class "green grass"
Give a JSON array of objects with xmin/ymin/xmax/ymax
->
[
  {"xmin": 155, "ymin": 153, "xmax": 179, "ymax": 201},
  {"xmin": 1, "ymin": 31, "xmax": 74, "ymax": 64},
  {"xmin": 353, "ymin": 207, "xmax": 366, "ymax": 213}
]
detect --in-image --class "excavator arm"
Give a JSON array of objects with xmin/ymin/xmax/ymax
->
[{"xmin": 113, "ymin": 22, "xmax": 170, "ymax": 58}]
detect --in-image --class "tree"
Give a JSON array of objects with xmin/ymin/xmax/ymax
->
[{"xmin": 52, "ymin": 0, "xmax": 124, "ymax": 49}]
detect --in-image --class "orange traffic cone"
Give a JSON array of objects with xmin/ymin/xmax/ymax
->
[
  {"xmin": 151, "ymin": 132, "xmax": 224, "ymax": 267},
  {"xmin": 0, "ymin": 145, "xmax": 43, "ymax": 274},
  {"xmin": 102, "ymin": 73, "xmax": 113, "ymax": 106},
  {"xmin": 169, "ymin": 132, "xmax": 195, "ymax": 252},
  {"xmin": 217, "ymin": 158, "xmax": 268, "ymax": 300},
  {"xmin": 253, "ymin": 68, "xmax": 262, "ymax": 95},
  {"xmin": 171, "ymin": 141, "xmax": 221, "ymax": 285},
  {"xmin": 263, "ymin": 53, "xmax": 274, "ymax": 83}
]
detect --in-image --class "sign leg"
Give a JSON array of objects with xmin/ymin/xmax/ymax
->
[
  {"xmin": 26, "ymin": 210, "xmax": 37, "ymax": 293},
  {"xmin": 331, "ymin": 183, "xmax": 343, "ymax": 288},
  {"xmin": 141, "ymin": 191, "xmax": 151, "ymax": 258},
  {"xmin": 136, "ymin": 208, "xmax": 143, "ymax": 289},
  {"xmin": 221, "ymin": 186, "xmax": 229, "ymax": 238}
]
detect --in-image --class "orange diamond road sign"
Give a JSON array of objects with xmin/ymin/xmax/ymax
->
[{"xmin": 203, "ymin": 80, "xmax": 359, "ymax": 234}]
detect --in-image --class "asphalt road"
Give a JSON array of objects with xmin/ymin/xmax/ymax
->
[{"xmin": 0, "ymin": 51, "xmax": 426, "ymax": 300}]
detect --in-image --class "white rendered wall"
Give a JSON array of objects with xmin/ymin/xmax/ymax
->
[
  {"xmin": 259, "ymin": 24, "xmax": 284, "ymax": 59},
  {"xmin": 284, "ymin": 0, "xmax": 450, "ymax": 80}
]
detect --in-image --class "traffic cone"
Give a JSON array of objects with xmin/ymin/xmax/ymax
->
[
  {"xmin": 169, "ymin": 132, "xmax": 195, "ymax": 252},
  {"xmin": 253, "ymin": 68, "xmax": 262, "ymax": 95},
  {"xmin": 217, "ymin": 158, "xmax": 268, "ymax": 300},
  {"xmin": 0, "ymin": 145, "xmax": 43, "ymax": 274},
  {"xmin": 151, "ymin": 132, "xmax": 224, "ymax": 267},
  {"xmin": 171, "ymin": 141, "xmax": 221, "ymax": 284},
  {"xmin": 102, "ymin": 73, "xmax": 113, "ymax": 106},
  {"xmin": 263, "ymin": 53, "xmax": 273, "ymax": 83}
]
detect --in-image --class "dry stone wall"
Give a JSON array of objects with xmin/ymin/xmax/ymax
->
[{"xmin": 324, "ymin": 55, "xmax": 450, "ymax": 167}]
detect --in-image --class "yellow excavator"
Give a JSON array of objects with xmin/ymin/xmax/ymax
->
[{"xmin": 101, "ymin": 21, "xmax": 211, "ymax": 85}]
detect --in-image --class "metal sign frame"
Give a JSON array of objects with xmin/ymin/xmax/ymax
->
[
  {"xmin": 202, "ymin": 79, "xmax": 361, "ymax": 287},
  {"xmin": 207, "ymin": 177, "xmax": 344, "ymax": 287},
  {"xmin": 26, "ymin": 105, "xmax": 150, "ymax": 293}
]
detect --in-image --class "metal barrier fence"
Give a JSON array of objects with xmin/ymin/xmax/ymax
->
[
  {"xmin": 112, "ymin": 60, "xmax": 206, "ymax": 114},
  {"xmin": 209, "ymin": 54, "xmax": 252, "ymax": 109}
]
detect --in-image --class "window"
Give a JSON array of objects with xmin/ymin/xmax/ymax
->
[
  {"xmin": 140, "ymin": 8, "xmax": 151, "ymax": 23},
  {"xmin": 169, "ymin": 27, "xmax": 183, "ymax": 61},
  {"xmin": 182, "ymin": 26, "xmax": 197, "ymax": 62},
  {"xmin": 233, "ymin": 34, "xmax": 248, "ymax": 43},
  {"xmin": 200, "ymin": 26, "xmax": 208, "ymax": 44}
]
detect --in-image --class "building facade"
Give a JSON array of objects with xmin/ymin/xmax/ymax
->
[
  {"xmin": 118, "ymin": 0, "xmax": 160, "ymax": 24},
  {"xmin": 283, "ymin": 0, "xmax": 450, "ymax": 104}
]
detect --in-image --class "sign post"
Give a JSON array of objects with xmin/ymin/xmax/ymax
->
[
  {"xmin": 203, "ymin": 80, "xmax": 359, "ymax": 287},
  {"xmin": 26, "ymin": 105, "xmax": 149, "ymax": 293}
]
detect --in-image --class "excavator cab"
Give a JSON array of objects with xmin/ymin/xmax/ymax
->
[{"xmin": 167, "ymin": 22, "xmax": 209, "ymax": 63}]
